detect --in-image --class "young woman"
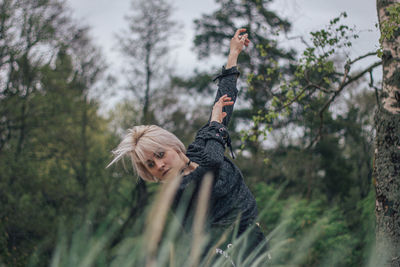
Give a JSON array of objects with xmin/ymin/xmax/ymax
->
[{"xmin": 108, "ymin": 28, "xmax": 267, "ymax": 257}]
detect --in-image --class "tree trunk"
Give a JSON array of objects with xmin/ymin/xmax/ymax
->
[
  {"xmin": 375, "ymin": 0, "xmax": 400, "ymax": 265},
  {"xmin": 143, "ymin": 42, "xmax": 152, "ymax": 125},
  {"xmin": 79, "ymin": 96, "xmax": 88, "ymax": 192}
]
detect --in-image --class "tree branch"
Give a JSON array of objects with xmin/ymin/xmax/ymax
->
[
  {"xmin": 344, "ymin": 61, "xmax": 382, "ymax": 88},
  {"xmin": 307, "ymin": 60, "xmax": 382, "ymax": 149},
  {"xmin": 369, "ymin": 69, "xmax": 382, "ymax": 109},
  {"xmin": 275, "ymin": 84, "xmax": 315, "ymax": 112},
  {"xmin": 348, "ymin": 52, "xmax": 378, "ymax": 65},
  {"xmin": 284, "ymin": 33, "xmax": 311, "ymax": 48}
]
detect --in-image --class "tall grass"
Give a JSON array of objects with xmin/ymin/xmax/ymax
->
[{"xmin": 28, "ymin": 179, "xmax": 378, "ymax": 267}]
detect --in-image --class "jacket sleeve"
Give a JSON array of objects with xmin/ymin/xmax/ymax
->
[
  {"xmin": 209, "ymin": 66, "xmax": 240, "ymax": 127},
  {"xmin": 186, "ymin": 121, "xmax": 231, "ymax": 168},
  {"xmin": 185, "ymin": 66, "xmax": 239, "ymax": 166}
]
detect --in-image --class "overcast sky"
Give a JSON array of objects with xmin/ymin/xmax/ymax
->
[{"xmin": 66, "ymin": 0, "xmax": 380, "ymax": 80}]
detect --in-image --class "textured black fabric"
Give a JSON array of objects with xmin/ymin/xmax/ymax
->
[{"xmin": 173, "ymin": 66, "xmax": 260, "ymax": 238}]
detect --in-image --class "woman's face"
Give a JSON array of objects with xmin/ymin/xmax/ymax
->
[{"xmin": 143, "ymin": 147, "xmax": 186, "ymax": 181}]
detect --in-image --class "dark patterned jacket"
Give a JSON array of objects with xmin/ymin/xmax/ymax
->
[{"xmin": 173, "ymin": 66, "xmax": 258, "ymax": 235}]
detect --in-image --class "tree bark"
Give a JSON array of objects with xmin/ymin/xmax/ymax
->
[{"xmin": 375, "ymin": 0, "xmax": 400, "ymax": 265}]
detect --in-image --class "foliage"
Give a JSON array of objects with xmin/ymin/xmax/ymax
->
[
  {"xmin": 249, "ymin": 12, "xmax": 367, "ymax": 144},
  {"xmin": 0, "ymin": 0, "xmax": 380, "ymax": 266},
  {"xmin": 188, "ymin": 0, "xmax": 297, "ymax": 154},
  {"xmin": 377, "ymin": 2, "xmax": 400, "ymax": 57},
  {"xmin": 0, "ymin": 1, "xmax": 133, "ymax": 266},
  {"xmin": 20, "ymin": 181, "xmax": 375, "ymax": 267},
  {"xmin": 255, "ymin": 182, "xmax": 374, "ymax": 267},
  {"xmin": 116, "ymin": 0, "xmax": 181, "ymax": 125}
]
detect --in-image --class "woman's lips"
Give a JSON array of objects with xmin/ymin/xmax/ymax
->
[{"xmin": 162, "ymin": 169, "xmax": 170, "ymax": 177}]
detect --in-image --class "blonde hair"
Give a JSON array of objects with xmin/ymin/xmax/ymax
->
[{"xmin": 107, "ymin": 125, "xmax": 186, "ymax": 182}]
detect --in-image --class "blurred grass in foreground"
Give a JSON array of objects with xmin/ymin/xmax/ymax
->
[{"xmin": 23, "ymin": 179, "xmax": 377, "ymax": 267}]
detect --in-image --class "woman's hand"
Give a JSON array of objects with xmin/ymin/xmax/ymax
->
[
  {"xmin": 230, "ymin": 28, "xmax": 250, "ymax": 55},
  {"xmin": 211, "ymin": 94, "xmax": 234, "ymax": 123},
  {"xmin": 226, "ymin": 28, "xmax": 250, "ymax": 69}
]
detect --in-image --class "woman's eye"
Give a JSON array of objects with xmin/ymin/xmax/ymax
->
[
  {"xmin": 147, "ymin": 162, "xmax": 154, "ymax": 168},
  {"xmin": 157, "ymin": 152, "xmax": 164, "ymax": 158}
]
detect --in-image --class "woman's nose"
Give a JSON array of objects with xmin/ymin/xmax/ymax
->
[{"xmin": 155, "ymin": 159, "xmax": 165, "ymax": 170}]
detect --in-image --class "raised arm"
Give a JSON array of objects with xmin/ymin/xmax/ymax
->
[
  {"xmin": 211, "ymin": 28, "xmax": 250, "ymax": 126},
  {"xmin": 186, "ymin": 30, "xmax": 250, "ymax": 163},
  {"xmin": 226, "ymin": 28, "xmax": 249, "ymax": 69}
]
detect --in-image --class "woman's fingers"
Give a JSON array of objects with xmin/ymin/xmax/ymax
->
[
  {"xmin": 229, "ymin": 29, "xmax": 250, "ymax": 56},
  {"xmin": 216, "ymin": 102, "xmax": 233, "ymax": 107},
  {"xmin": 222, "ymin": 101, "xmax": 234, "ymax": 106},
  {"xmin": 211, "ymin": 95, "xmax": 234, "ymax": 123},
  {"xmin": 240, "ymin": 33, "xmax": 250, "ymax": 47},
  {"xmin": 218, "ymin": 94, "xmax": 229, "ymax": 101},
  {"xmin": 238, "ymin": 34, "xmax": 248, "ymax": 46},
  {"xmin": 244, "ymin": 37, "xmax": 250, "ymax": 46},
  {"xmin": 218, "ymin": 95, "xmax": 234, "ymax": 106},
  {"xmin": 234, "ymin": 28, "xmax": 247, "ymax": 39}
]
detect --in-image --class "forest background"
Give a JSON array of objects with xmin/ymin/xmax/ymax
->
[{"xmin": 0, "ymin": 0, "xmax": 393, "ymax": 266}]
